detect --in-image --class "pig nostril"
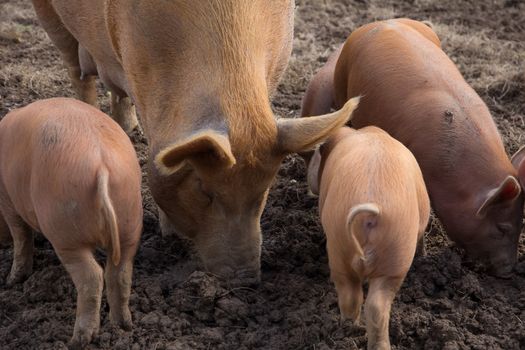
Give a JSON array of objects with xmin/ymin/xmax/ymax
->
[
  {"xmin": 491, "ymin": 264, "xmax": 514, "ymax": 279},
  {"xmin": 236, "ymin": 268, "xmax": 259, "ymax": 279},
  {"xmin": 207, "ymin": 265, "xmax": 235, "ymax": 279},
  {"xmin": 223, "ymin": 268, "xmax": 261, "ymax": 288},
  {"xmin": 206, "ymin": 263, "xmax": 261, "ymax": 286},
  {"xmin": 235, "ymin": 268, "xmax": 261, "ymax": 286},
  {"xmin": 496, "ymin": 272, "xmax": 513, "ymax": 279}
]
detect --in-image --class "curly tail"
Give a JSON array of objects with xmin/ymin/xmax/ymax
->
[
  {"xmin": 97, "ymin": 168, "xmax": 120, "ymax": 266},
  {"xmin": 346, "ymin": 203, "xmax": 380, "ymax": 260}
]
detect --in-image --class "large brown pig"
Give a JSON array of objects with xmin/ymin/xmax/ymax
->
[
  {"xmin": 301, "ymin": 18, "xmax": 525, "ymax": 277},
  {"xmin": 31, "ymin": 0, "xmax": 354, "ymax": 283},
  {"xmin": 0, "ymin": 98, "xmax": 143, "ymax": 348},
  {"xmin": 308, "ymin": 126, "xmax": 430, "ymax": 350}
]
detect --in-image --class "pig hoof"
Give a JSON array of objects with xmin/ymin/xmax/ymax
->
[
  {"xmin": 69, "ymin": 327, "xmax": 97, "ymax": 350},
  {"xmin": 338, "ymin": 314, "xmax": 349, "ymax": 327},
  {"xmin": 119, "ymin": 118, "xmax": 139, "ymax": 136},
  {"xmin": 6, "ymin": 270, "xmax": 30, "ymax": 286},
  {"xmin": 110, "ymin": 311, "xmax": 133, "ymax": 331},
  {"xmin": 339, "ymin": 311, "xmax": 360, "ymax": 326},
  {"xmin": 120, "ymin": 318, "xmax": 133, "ymax": 331},
  {"xmin": 123, "ymin": 117, "xmax": 140, "ymax": 135},
  {"xmin": 306, "ymin": 189, "xmax": 319, "ymax": 198},
  {"xmin": 112, "ymin": 318, "xmax": 132, "ymax": 331}
]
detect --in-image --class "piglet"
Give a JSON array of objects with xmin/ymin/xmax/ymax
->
[
  {"xmin": 308, "ymin": 126, "xmax": 430, "ymax": 350},
  {"xmin": 0, "ymin": 98, "xmax": 143, "ymax": 348}
]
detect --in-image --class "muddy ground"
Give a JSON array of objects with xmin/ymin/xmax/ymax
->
[{"xmin": 0, "ymin": 0, "xmax": 524, "ymax": 349}]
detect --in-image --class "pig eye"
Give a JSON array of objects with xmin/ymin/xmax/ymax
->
[
  {"xmin": 491, "ymin": 223, "xmax": 512, "ymax": 239},
  {"xmin": 197, "ymin": 179, "xmax": 214, "ymax": 204}
]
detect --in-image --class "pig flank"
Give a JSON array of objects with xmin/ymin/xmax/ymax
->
[
  {"xmin": 313, "ymin": 126, "xmax": 430, "ymax": 349},
  {"xmin": 33, "ymin": 0, "xmax": 358, "ymax": 281},
  {"xmin": 0, "ymin": 98, "xmax": 143, "ymax": 347},
  {"xmin": 302, "ymin": 18, "xmax": 524, "ymax": 277}
]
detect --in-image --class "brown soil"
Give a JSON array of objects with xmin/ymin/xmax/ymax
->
[{"xmin": 1, "ymin": 0, "xmax": 525, "ymax": 349}]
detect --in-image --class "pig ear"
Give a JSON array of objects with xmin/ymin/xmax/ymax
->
[
  {"xmin": 155, "ymin": 130, "xmax": 236, "ymax": 176},
  {"xmin": 276, "ymin": 97, "xmax": 359, "ymax": 154},
  {"xmin": 511, "ymin": 146, "xmax": 525, "ymax": 188},
  {"xmin": 476, "ymin": 176, "xmax": 521, "ymax": 218},
  {"xmin": 511, "ymin": 146, "xmax": 525, "ymax": 170}
]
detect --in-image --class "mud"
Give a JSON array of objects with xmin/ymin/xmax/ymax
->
[{"xmin": 0, "ymin": 0, "xmax": 524, "ymax": 349}]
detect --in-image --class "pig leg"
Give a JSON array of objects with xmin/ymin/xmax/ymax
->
[
  {"xmin": 415, "ymin": 184, "xmax": 430, "ymax": 258},
  {"xmin": 110, "ymin": 92, "xmax": 139, "ymax": 134},
  {"xmin": 333, "ymin": 274, "xmax": 364, "ymax": 323},
  {"xmin": 57, "ymin": 249, "xmax": 103, "ymax": 349},
  {"xmin": 5, "ymin": 214, "xmax": 33, "ymax": 286},
  {"xmin": 0, "ymin": 212, "xmax": 12, "ymax": 246},
  {"xmin": 104, "ymin": 239, "xmax": 139, "ymax": 331},
  {"xmin": 31, "ymin": 0, "xmax": 97, "ymax": 106},
  {"xmin": 158, "ymin": 207, "xmax": 176, "ymax": 237},
  {"xmin": 68, "ymin": 69, "xmax": 98, "ymax": 107},
  {"xmin": 364, "ymin": 276, "xmax": 403, "ymax": 350},
  {"xmin": 415, "ymin": 234, "xmax": 426, "ymax": 257}
]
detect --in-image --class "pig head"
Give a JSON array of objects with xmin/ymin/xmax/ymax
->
[
  {"xmin": 148, "ymin": 99, "xmax": 359, "ymax": 282},
  {"xmin": 33, "ymin": 0, "xmax": 359, "ymax": 282},
  {"xmin": 320, "ymin": 18, "xmax": 524, "ymax": 277},
  {"xmin": 426, "ymin": 149, "xmax": 523, "ymax": 278}
]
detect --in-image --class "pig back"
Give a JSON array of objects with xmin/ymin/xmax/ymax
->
[
  {"xmin": 0, "ymin": 99, "xmax": 141, "ymax": 237},
  {"xmin": 319, "ymin": 127, "xmax": 426, "ymax": 277},
  {"xmin": 334, "ymin": 19, "xmax": 512, "ymax": 192}
]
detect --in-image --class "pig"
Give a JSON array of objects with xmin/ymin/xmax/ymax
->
[
  {"xmin": 31, "ymin": 0, "xmax": 355, "ymax": 284},
  {"xmin": 301, "ymin": 18, "xmax": 525, "ymax": 277},
  {"xmin": 0, "ymin": 98, "xmax": 143, "ymax": 348},
  {"xmin": 308, "ymin": 126, "xmax": 430, "ymax": 350}
]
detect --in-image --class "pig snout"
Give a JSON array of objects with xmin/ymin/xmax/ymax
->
[
  {"xmin": 485, "ymin": 223, "xmax": 520, "ymax": 278},
  {"xmin": 205, "ymin": 260, "xmax": 261, "ymax": 287},
  {"xmin": 491, "ymin": 263, "xmax": 514, "ymax": 279},
  {"xmin": 465, "ymin": 242, "xmax": 517, "ymax": 278},
  {"xmin": 198, "ymin": 231, "xmax": 262, "ymax": 287},
  {"xmin": 489, "ymin": 252, "xmax": 517, "ymax": 279},
  {"xmin": 156, "ymin": 205, "xmax": 263, "ymax": 286}
]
